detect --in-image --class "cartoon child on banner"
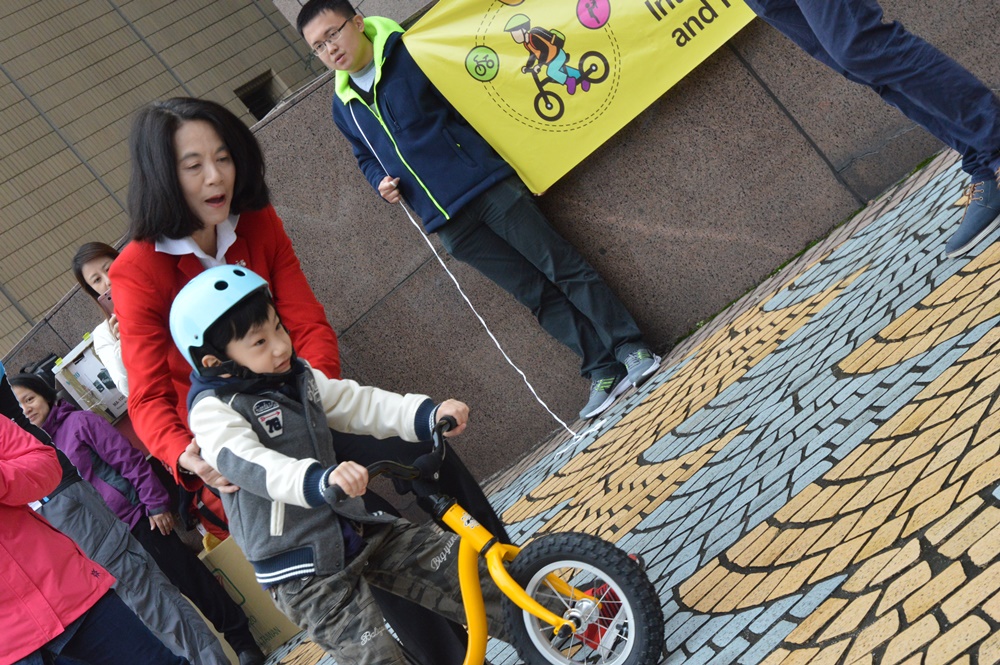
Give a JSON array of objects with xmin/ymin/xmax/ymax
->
[
  {"xmin": 504, "ymin": 14, "xmax": 588, "ymax": 95},
  {"xmin": 462, "ymin": 0, "xmax": 615, "ymax": 126}
]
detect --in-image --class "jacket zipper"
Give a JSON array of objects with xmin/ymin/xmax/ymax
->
[{"xmin": 357, "ymin": 75, "xmax": 451, "ymax": 223}]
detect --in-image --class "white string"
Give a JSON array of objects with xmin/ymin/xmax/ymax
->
[{"xmin": 350, "ymin": 105, "xmax": 580, "ymax": 439}]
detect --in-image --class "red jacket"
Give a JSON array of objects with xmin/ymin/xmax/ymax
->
[
  {"xmin": 1, "ymin": 418, "xmax": 114, "ymax": 664},
  {"xmin": 110, "ymin": 206, "xmax": 341, "ymax": 532}
]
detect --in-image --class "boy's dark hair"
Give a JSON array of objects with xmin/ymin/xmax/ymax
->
[
  {"xmin": 296, "ymin": 0, "xmax": 356, "ymax": 37},
  {"xmin": 127, "ymin": 97, "xmax": 270, "ymax": 243},
  {"xmin": 9, "ymin": 373, "xmax": 58, "ymax": 407},
  {"xmin": 200, "ymin": 289, "xmax": 277, "ymax": 367}
]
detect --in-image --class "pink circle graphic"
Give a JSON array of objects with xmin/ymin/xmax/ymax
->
[{"xmin": 577, "ymin": 0, "xmax": 611, "ymax": 29}]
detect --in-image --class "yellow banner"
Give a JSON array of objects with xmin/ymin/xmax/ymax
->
[{"xmin": 404, "ymin": 0, "xmax": 756, "ymax": 193}]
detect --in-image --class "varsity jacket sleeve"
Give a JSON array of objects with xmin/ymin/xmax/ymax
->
[
  {"xmin": 312, "ymin": 367, "xmax": 436, "ymax": 442},
  {"xmin": 0, "ymin": 417, "xmax": 60, "ymax": 505},
  {"xmin": 189, "ymin": 369, "xmax": 435, "ymax": 508},
  {"xmin": 189, "ymin": 395, "xmax": 327, "ymax": 509},
  {"xmin": 74, "ymin": 411, "xmax": 173, "ymax": 516}
]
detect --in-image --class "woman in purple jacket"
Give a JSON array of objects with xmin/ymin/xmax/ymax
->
[
  {"xmin": 10, "ymin": 373, "xmax": 264, "ymax": 665},
  {"xmin": 12, "ymin": 376, "xmax": 174, "ymax": 532}
]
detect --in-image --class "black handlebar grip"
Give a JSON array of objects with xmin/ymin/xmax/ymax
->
[
  {"xmin": 324, "ymin": 483, "xmax": 348, "ymax": 504},
  {"xmin": 436, "ymin": 415, "xmax": 458, "ymax": 435}
]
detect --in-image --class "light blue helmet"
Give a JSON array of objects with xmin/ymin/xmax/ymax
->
[{"xmin": 170, "ymin": 265, "xmax": 270, "ymax": 375}]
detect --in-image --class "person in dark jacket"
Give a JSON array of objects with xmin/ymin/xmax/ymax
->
[
  {"xmin": 9, "ymin": 374, "xmax": 261, "ymax": 665},
  {"xmin": 297, "ymin": 0, "xmax": 660, "ymax": 420}
]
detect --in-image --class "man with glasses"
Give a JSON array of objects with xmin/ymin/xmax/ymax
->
[
  {"xmin": 296, "ymin": 0, "xmax": 661, "ymax": 422},
  {"xmin": 745, "ymin": 0, "xmax": 1000, "ymax": 258}
]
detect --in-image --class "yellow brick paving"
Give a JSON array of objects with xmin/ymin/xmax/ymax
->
[
  {"xmin": 268, "ymin": 151, "xmax": 1000, "ymax": 664},
  {"xmin": 685, "ymin": 325, "xmax": 1000, "ymax": 661},
  {"xmin": 501, "ymin": 270, "xmax": 864, "ymax": 541}
]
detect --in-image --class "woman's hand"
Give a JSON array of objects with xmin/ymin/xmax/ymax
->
[
  {"xmin": 148, "ymin": 512, "xmax": 175, "ymax": 536},
  {"xmin": 180, "ymin": 440, "xmax": 239, "ymax": 494},
  {"xmin": 108, "ymin": 313, "xmax": 120, "ymax": 338},
  {"xmin": 327, "ymin": 461, "xmax": 369, "ymax": 498},
  {"xmin": 437, "ymin": 399, "xmax": 470, "ymax": 437}
]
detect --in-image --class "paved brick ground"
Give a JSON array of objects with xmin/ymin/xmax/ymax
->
[{"xmin": 268, "ymin": 148, "xmax": 1000, "ymax": 664}]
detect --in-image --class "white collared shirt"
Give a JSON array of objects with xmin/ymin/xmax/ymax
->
[{"xmin": 154, "ymin": 214, "xmax": 239, "ymax": 268}]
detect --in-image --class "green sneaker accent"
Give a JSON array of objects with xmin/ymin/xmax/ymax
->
[
  {"xmin": 579, "ymin": 372, "xmax": 629, "ymax": 420},
  {"xmin": 623, "ymin": 349, "xmax": 660, "ymax": 387}
]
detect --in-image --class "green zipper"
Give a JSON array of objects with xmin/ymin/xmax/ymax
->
[{"xmin": 359, "ymin": 80, "xmax": 450, "ymax": 223}]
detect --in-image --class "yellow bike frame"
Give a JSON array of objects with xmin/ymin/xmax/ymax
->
[{"xmin": 439, "ymin": 503, "xmax": 590, "ymax": 665}]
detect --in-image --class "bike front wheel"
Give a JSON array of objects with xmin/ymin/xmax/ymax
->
[
  {"xmin": 579, "ymin": 51, "xmax": 610, "ymax": 84},
  {"xmin": 503, "ymin": 532, "xmax": 665, "ymax": 665}
]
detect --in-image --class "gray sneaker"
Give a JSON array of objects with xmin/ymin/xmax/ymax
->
[
  {"xmin": 579, "ymin": 372, "xmax": 629, "ymax": 419},
  {"xmin": 623, "ymin": 348, "xmax": 661, "ymax": 387}
]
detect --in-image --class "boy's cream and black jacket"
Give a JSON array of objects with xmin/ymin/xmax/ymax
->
[{"xmin": 188, "ymin": 361, "xmax": 438, "ymax": 587}]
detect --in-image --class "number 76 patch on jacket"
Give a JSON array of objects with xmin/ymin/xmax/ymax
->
[{"xmin": 253, "ymin": 399, "xmax": 284, "ymax": 438}]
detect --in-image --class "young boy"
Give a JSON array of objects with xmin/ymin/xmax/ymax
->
[
  {"xmin": 170, "ymin": 266, "xmax": 508, "ymax": 665},
  {"xmin": 296, "ymin": 0, "xmax": 660, "ymax": 420}
]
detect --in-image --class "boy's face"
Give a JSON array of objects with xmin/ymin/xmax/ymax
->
[
  {"xmin": 215, "ymin": 306, "xmax": 294, "ymax": 375},
  {"xmin": 303, "ymin": 9, "xmax": 373, "ymax": 74}
]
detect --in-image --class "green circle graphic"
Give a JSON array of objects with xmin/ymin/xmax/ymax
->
[{"xmin": 466, "ymin": 46, "xmax": 500, "ymax": 82}]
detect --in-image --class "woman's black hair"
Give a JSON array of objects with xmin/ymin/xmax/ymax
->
[
  {"xmin": 9, "ymin": 373, "xmax": 58, "ymax": 407},
  {"xmin": 126, "ymin": 97, "xmax": 270, "ymax": 243},
  {"xmin": 72, "ymin": 242, "xmax": 119, "ymax": 320}
]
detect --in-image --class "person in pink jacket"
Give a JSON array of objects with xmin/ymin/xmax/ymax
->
[{"xmin": 0, "ymin": 416, "xmax": 185, "ymax": 665}]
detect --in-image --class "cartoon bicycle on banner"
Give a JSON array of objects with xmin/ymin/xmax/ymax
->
[{"xmin": 504, "ymin": 14, "xmax": 609, "ymax": 122}]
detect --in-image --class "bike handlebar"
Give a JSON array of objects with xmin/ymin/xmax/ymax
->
[{"xmin": 326, "ymin": 416, "xmax": 456, "ymax": 503}]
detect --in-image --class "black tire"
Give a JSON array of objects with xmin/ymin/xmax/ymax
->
[
  {"xmin": 534, "ymin": 90, "xmax": 565, "ymax": 122},
  {"xmin": 579, "ymin": 51, "xmax": 610, "ymax": 84},
  {"xmin": 503, "ymin": 533, "xmax": 664, "ymax": 665}
]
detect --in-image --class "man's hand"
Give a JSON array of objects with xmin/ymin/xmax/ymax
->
[
  {"xmin": 378, "ymin": 176, "xmax": 402, "ymax": 204},
  {"xmin": 179, "ymin": 440, "xmax": 239, "ymax": 494},
  {"xmin": 148, "ymin": 512, "xmax": 175, "ymax": 536},
  {"xmin": 328, "ymin": 461, "xmax": 369, "ymax": 498},
  {"xmin": 437, "ymin": 399, "xmax": 470, "ymax": 437}
]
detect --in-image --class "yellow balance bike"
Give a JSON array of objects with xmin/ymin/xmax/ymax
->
[{"xmin": 334, "ymin": 417, "xmax": 666, "ymax": 665}]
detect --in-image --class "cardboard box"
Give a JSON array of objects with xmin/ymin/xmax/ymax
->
[
  {"xmin": 199, "ymin": 536, "xmax": 303, "ymax": 655},
  {"xmin": 52, "ymin": 335, "xmax": 127, "ymax": 422}
]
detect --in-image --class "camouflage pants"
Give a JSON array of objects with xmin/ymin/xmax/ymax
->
[{"xmin": 272, "ymin": 519, "xmax": 509, "ymax": 665}]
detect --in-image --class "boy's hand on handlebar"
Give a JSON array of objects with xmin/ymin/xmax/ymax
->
[
  {"xmin": 328, "ymin": 462, "xmax": 369, "ymax": 498},
  {"xmin": 436, "ymin": 400, "xmax": 469, "ymax": 437}
]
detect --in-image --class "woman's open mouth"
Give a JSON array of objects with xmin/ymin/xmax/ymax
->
[{"xmin": 205, "ymin": 194, "xmax": 227, "ymax": 207}]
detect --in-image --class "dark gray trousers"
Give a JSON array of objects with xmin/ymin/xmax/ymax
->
[{"xmin": 437, "ymin": 176, "xmax": 644, "ymax": 379}]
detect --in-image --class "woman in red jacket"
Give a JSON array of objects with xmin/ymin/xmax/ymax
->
[
  {"xmin": 111, "ymin": 97, "xmax": 507, "ymax": 665},
  {"xmin": 0, "ymin": 416, "xmax": 185, "ymax": 665}
]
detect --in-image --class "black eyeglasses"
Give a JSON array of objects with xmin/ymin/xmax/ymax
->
[{"xmin": 310, "ymin": 17, "xmax": 353, "ymax": 57}]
